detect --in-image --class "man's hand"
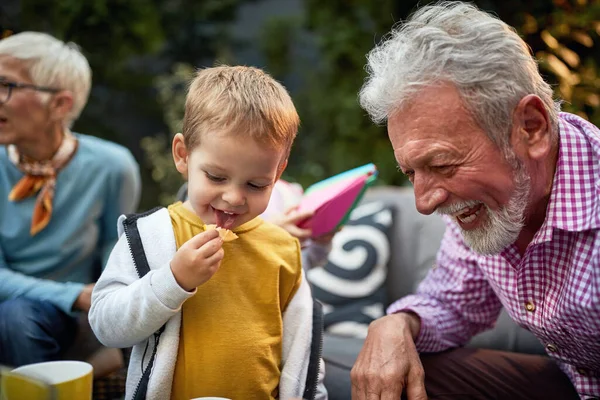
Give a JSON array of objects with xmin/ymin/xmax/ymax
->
[
  {"xmin": 170, "ymin": 229, "xmax": 224, "ymax": 291},
  {"xmin": 73, "ymin": 283, "xmax": 95, "ymax": 312},
  {"xmin": 351, "ymin": 312, "xmax": 427, "ymax": 400}
]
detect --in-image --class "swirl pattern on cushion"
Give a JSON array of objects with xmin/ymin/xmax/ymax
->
[{"xmin": 307, "ymin": 201, "xmax": 393, "ymax": 338}]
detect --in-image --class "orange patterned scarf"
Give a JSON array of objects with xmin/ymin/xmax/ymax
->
[{"xmin": 7, "ymin": 131, "xmax": 78, "ymax": 235}]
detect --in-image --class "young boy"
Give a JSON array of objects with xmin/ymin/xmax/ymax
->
[{"xmin": 89, "ymin": 66, "xmax": 326, "ymax": 400}]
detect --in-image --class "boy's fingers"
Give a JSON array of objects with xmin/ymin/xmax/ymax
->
[
  {"xmin": 197, "ymin": 236, "xmax": 223, "ymax": 258},
  {"xmin": 187, "ymin": 229, "xmax": 220, "ymax": 249},
  {"xmin": 204, "ymin": 248, "xmax": 224, "ymax": 266}
]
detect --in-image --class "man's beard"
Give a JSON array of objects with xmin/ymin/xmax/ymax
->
[{"xmin": 437, "ymin": 163, "xmax": 531, "ymax": 255}]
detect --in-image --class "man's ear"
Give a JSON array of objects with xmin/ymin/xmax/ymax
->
[
  {"xmin": 276, "ymin": 158, "xmax": 288, "ymax": 180},
  {"xmin": 511, "ymin": 95, "xmax": 552, "ymax": 161},
  {"xmin": 49, "ymin": 90, "xmax": 74, "ymax": 122},
  {"xmin": 172, "ymin": 133, "xmax": 189, "ymax": 179}
]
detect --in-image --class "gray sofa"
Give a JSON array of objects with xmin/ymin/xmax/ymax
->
[{"xmin": 322, "ymin": 186, "xmax": 544, "ymax": 399}]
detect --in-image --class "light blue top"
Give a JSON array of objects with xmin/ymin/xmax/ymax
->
[{"xmin": 0, "ymin": 133, "xmax": 141, "ymax": 314}]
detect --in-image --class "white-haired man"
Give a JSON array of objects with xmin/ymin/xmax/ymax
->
[
  {"xmin": 351, "ymin": 2, "xmax": 599, "ymax": 400},
  {"xmin": 0, "ymin": 32, "xmax": 140, "ymax": 366}
]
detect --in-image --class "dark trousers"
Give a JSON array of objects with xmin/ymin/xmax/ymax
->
[
  {"xmin": 0, "ymin": 297, "xmax": 77, "ymax": 367},
  {"xmin": 408, "ymin": 347, "xmax": 580, "ymax": 400}
]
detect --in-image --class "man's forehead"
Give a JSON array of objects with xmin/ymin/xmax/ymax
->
[{"xmin": 394, "ymin": 140, "xmax": 458, "ymax": 166}]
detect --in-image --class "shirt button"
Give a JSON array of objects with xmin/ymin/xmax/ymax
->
[
  {"xmin": 576, "ymin": 368, "xmax": 587, "ymax": 376},
  {"xmin": 525, "ymin": 301, "xmax": 536, "ymax": 312},
  {"xmin": 546, "ymin": 343, "xmax": 558, "ymax": 353}
]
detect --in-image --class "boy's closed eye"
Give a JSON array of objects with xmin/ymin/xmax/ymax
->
[
  {"xmin": 205, "ymin": 171, "xmax": 225, "ymax": 182},
  {"xmin": 205, "ymin": 171, "xmax": 271, "ymax": 191},
  {"xmin": 247, "ymin": 182, "xmax": 270, "ymax": 191}
]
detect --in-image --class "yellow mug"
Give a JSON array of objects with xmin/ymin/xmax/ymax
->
[{"xmin": 1, "ymin": 360, "xmax": 93, "ymax": 400}]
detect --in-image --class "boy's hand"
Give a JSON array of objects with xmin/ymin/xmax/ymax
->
[{"xmin": 170, "ymin": 229, "xmax": 224, "ymax": 291}]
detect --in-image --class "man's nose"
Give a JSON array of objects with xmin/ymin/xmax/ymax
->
[{"xmin": 413, "ymin": 175, "xmax": 448, "ymax": 215}]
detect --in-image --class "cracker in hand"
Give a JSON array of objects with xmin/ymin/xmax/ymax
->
[{"xmin": 205, "ymin": 224, "xmax": 238, "ymax": 242}]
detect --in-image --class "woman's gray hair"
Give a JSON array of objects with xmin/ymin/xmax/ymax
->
[
  {"xmin": 0, "ymin": 32, "xmax": 91, "ymax": 129},
  {"xmin": 359, "ymin": 1, "xmax": 560, "ymax": 151}
]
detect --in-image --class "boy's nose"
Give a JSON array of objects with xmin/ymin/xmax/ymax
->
[{"xmin": 222, "ymin": 188, "xmax": 245, "ymax": 207}]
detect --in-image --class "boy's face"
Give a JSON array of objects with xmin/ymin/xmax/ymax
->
[{"xmin": 173, "ymin": 131, "xmax": 286, "ymax": 230}]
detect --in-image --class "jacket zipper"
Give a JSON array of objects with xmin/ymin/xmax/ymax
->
[
  {"xmin": 311, "ymin": 304, "xmax": 324, "ymax": 400},
  {"xmin": 123, "ymin": 214, "xmax": 144, "ymax": 400}
]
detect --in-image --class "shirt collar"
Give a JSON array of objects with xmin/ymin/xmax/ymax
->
[{"xmin": 542, "ymin": 113, "xmax": 600, "ymax": 235}]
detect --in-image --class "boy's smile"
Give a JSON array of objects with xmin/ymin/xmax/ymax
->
[
  {"xmin": 213, "ymin": 207, "xmax": 239, "ymax": 230},
  {"xmin": 174, "ymin": 130, "xmax": 286, "ymax": 230}
]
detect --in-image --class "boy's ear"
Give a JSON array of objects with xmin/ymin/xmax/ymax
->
[
  {"xmin": 172, "ymin": 133, "xmax": 189, "ymax": 179},
  {"xmin": 276, "ymin": 158, "xmax": 288, "ymax": 180}
]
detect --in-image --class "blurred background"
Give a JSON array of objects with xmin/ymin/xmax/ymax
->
[{"xmin": 1, "ymin": 0, "xmax": 599, "ymax": 211}]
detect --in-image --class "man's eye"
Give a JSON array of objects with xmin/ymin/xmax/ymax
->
[
  {"xmin": 431, "ymin": 165, "xmax": 453, "ymax": 173},
  {"xmin": 205, "ymin": 172, "xmax": 225, "ymax": 182}
]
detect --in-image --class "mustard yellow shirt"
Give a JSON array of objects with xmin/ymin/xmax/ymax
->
[{"xmin": 168, "ymin": 202, "xmax": 302, "ymax": 400}]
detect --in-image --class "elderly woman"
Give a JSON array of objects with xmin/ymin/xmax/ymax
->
[{"xmin": 0, "ymin": 32, "xmax": 140, "ymax": 366}]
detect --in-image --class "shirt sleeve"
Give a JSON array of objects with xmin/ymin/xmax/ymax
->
[
  {"xmin": 0, "ymin": 244, "xmax": 84, "ymax": 314},
  {"xmin": 100, "ymin": 147, "xmax": 141, "ymax": 269},
  {"xmin": 280, "ymin": 270, "xmax": 314, "ymax": 399},
  {"xmin": 387, "ymin": 218, "xmax": 503, "ymax": 353}
]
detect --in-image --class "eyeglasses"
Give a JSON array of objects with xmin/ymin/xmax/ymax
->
[{"xmin": 0, "ymin": 78, "xmax": 60, "ymax": 104}]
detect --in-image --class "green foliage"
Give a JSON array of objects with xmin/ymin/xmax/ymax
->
[
  {"xmin": 15, "ymin": 0, "xmax": 599, "ymax": 206},
  {"xmin": 21, "ymin": 0, "xmax": 164, "ymax": 82},
  {"xmin": 140, "ymin": 63, "xmax": 194, "ymax": 206},
  {"xmin": 510, "ymin": 0, "xmax": 600, "ymax": 126},
  {"xmin": 260, "ymin": 0, "xmax": 600, "ymax": 189},
  {"xmin": 16, "ymin": 0, "xmax": 255, "ymax": 209},
  {"xmin": 143, "ymin": 0, "xmax": 600, "ymax": 201},
  {"xmin": 261, "ymin": 1, "xmax": 405, "ymax": 189}
]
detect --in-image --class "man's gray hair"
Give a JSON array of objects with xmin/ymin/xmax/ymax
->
[
  {"xmin": 359, "ymin": 1, "xmax": 560, "ymax": 151},
  {"xmin": 0, "ymin": 32, "xmax": 92, "ymax": 128}
]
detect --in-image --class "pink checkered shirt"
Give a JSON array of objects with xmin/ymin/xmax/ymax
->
[{"xmin": 388, "ymin": 113, "xmax": 600, "ymax": 399}]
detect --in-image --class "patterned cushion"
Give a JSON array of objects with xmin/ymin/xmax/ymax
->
[{"xmin": 307, "ymin": 201, "xmax": 393, "ymax": 338}]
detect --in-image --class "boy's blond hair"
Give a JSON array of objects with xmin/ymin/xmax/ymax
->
[{"xmin": 183, "ymin": 65, "xmax": 299, "ymax": 157}]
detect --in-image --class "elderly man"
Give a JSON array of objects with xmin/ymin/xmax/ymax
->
[
  {"xmin": 0, "ymin": 32, "xmax": 140, "ymax": 366},
  {"xmin": 351, "ymin": 2, "xmax": 599, "ymax": 400}
]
